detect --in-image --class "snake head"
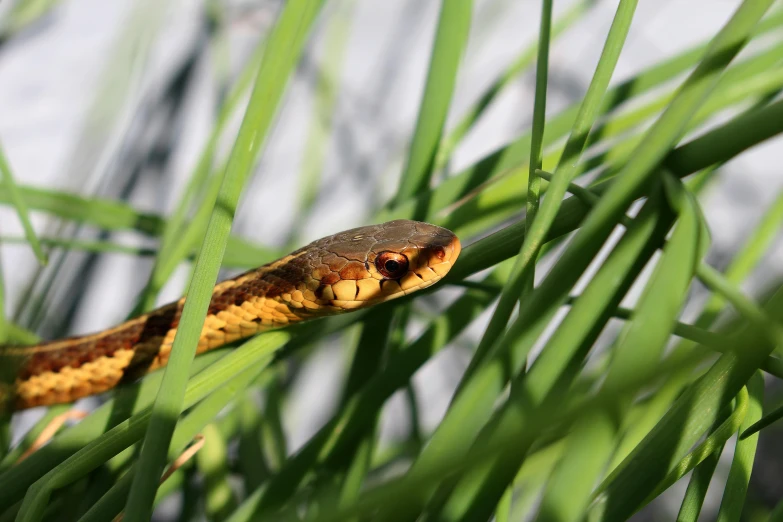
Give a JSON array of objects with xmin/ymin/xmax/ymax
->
[{"xmin": 312, "ymin": 219, "xmax": 461, "ymax": 309}]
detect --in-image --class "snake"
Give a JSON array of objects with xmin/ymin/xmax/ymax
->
[{"xmin": 0, "ymin": 220, "xmax": 460, "ymax": 411}]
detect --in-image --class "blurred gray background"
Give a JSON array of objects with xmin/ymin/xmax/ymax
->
[{"xmin": 1, "ymin": 0, "xmax": 782, "ymax": 518}]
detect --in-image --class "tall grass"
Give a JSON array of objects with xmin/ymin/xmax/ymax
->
[{"xmin": 1, "ymin": 1, "xmax": 783, "ymax": 521}]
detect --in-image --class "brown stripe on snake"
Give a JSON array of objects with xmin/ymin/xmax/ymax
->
[{"xmin": 0, "ymin": 220, "xmax": 460, "ymax": 411}]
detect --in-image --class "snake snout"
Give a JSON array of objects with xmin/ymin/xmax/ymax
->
[{"xmin": 396, "ymin": 226, "xmax": 460, "ymax": 295}]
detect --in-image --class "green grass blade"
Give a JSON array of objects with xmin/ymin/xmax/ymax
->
[
  {"xmin": 523, "ymin": 0, "xmax": 553, "ymax": 295},
  {"xmin": 384, "ymin": 10, "xmax": 783, "ymax": 227},
  {"xmin": 431, "ymin": 192, "xmax": 673, "ymax": 522},
  {"xmin": 536, "ymin": 175, "xmax": 705, "ymax": 522},
  {"xmin": 300, "ymin": 346, "xmax": 709, "ymax": 522},
  {"xmin": 260, "ymin": 377, "xmax": 287, "ymax": 473},
  {"xmin": 14, "ymin": 332, "xmax": 288, "ymax": 522},
  {"xmin": 122, "ymin": 1, "xmax": 324, "ymax": 519},
  {"xmin": 602, "ymin": 175, "xmax": 707, "ymax": 392},
  {"xmin": 0, "ymin": 185, "xmax": 165, "ymax": 234},
  {"xmin": 715, "ymin": 371, "xmax": 763, "ymax": 522},
  {"xmin": 77, "ymin": 363, "xmax": 265, "ymax": 522},
  {"xmin": 696, "ymin": 263, "xmax": 783, "ymax": 346},
  {"xmin": 0, "ymin": 349, "xmax": 228, "ymax": 511},
  {"xmin": 0, "ymin": 405, "xmax": 69, "ymax": 472},
  {"xmin": 0, "ymin": 144, "xmax": 46, "ymax": 264},
  {"xmin": 336, "ymin": 431, "xmax": 375, "ymax": 519},
  {"xmin": 198, "ymin": 424, "xmax": 237, "ymax": 522},
  {"xmin": 591, "ymin": 294, "xmax": 783, "ymax": 519},
  {"xmin": 246, "ymin": 275, "xmax": 503, "ymax": 518},
  {"xmin": 0, "ymin": 235, "xmax": 158, "ymax": 257},
  {"xmin": 0, "ymin": 186, "xmax": 275, "ymax": 266},
  {"xmin": 639, "ymin": 389, "xmax": 748, "ymax": 507},
  {"xmin": 434, "ymin": 0, "xmax": 593, "ymax": 171},
  {"xmin": 458, "ymin": 0, "xmax": 638, "ymax": 377},
  {"xmin": 676, "ymin": 443, "xmax": 724, "ymax": 522},
  {"xmin": 536, "ymin": 411, "xmax": 616, "ymax": 522},
  {"xmin": 392, "ymin": 0, "xmax": 472, "ymax": 208},
  {"xmin": 134, "ymin": 34, "xmax": 269, "ymax": 313},
  {"xmin": 704, "ymin": 191, "xmax": 783, "ymax": 323}
]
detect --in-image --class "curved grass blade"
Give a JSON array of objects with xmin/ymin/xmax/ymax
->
[
  {"xmin": 459, "ymin": 0, "xmax": 639, "ymax": 385},
  {"xmin": 0, "ymin": 188, "xmax": 275, "ymax": 266},
  {"xmin": 676, "ymin": 442, "xmax": 724, "ymax": 522},
  {"xmin": 122, "ymin": 1, "xmax": 325, "ymax": 519},
  {"xmin": 715, "ymin": 371, "xmax": 763, "ymax": 522},
  {"xmin": 0, "ymin": 186, "xmax": 165, "ymax": 235}
]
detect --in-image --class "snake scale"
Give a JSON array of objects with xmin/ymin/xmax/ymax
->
[{"xmin": 0, "ymin": 220, "xmax": 460, "ymax": 411}]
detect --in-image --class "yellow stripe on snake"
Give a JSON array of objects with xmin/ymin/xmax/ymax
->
[{"xmin": 0, "ymin": 220, "xmax": 460, "ymax": 411}]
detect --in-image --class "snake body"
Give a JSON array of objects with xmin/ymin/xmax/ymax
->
[{"xmin": 0, "ymin": 220, "xmax": 460, "ymax": 411}]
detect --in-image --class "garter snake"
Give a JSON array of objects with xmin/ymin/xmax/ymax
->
[{"xmin": 0, "ymin": 220, "xmax": 460, "ymax": 411}]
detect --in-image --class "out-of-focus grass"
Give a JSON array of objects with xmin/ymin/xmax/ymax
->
[{"xmin": 1, "ymin": 1, "xmax": 783, "ymax": 521}]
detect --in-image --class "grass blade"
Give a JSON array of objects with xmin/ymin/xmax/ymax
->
[
  {"xmin": 716, "ymin": 371, "xmax": 763, "ymax": 522},
  {"xmin": 434, "ymin": 0, "xmax": 593, "ymax": 171},
  {"xmin": 523, "ymin": 0, "xmax": 553, "ymax": 295},
  {"xmin": 392, "ymin": 0, "xmax": 472, "ymax": 209},
  {"xmin": 14, "ymin": 332, "xmax": 289, "ymax": 522},
  {"xmin": 459, "ymin": 0, "xmax": 638, "ymax": 376},
  {"xmin": 122, "ymin": 1, "xmax": 324, "ymax": 519},
  {"xmin": 0, "ymin": 144, "xmax": 46, "ymax": 264}
]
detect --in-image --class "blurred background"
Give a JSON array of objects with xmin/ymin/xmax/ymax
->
[{"xmin": 1, "ymin": 0, "xmax": 782, "ymax": 519}]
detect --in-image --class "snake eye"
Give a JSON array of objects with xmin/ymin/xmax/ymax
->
[{"xmin": 375, "ymin": 251, "xmax": 409, "ymax": 279}]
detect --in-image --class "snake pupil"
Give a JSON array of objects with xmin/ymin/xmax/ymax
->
[{"xmin": 385, "ymin": 260, "xmax": 400, "ymax": 272}]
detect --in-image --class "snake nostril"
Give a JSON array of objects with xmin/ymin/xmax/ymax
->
[{"xmin": 432, "ymin": 246, "xmax": 446, "ymax": 260}]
